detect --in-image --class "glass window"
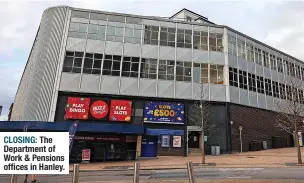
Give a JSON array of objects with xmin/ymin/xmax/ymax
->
[
  {"xmin": 158, "ymin": 60, "xmax": 174, "ymax": 80},
  {"xmin": 62, "ymin": 51, "xmax": 84, "ymax": 73},
  {"xmin": 78, "ymin": 23, "xmax": 87, "ymax": 33},
  {"xmin": 88, "ymin": 24, "xmax": 98, "ymax": 34},
  {"xmin": 140, "ymin": 58, "xmax": 157, "ymax": 79},
  {"xmin": 102, "ymin": 55, "xmax": 121, "ymax": 76},
  {"xmin": 265, "ymin": 78, "xmax": 272, "ymax": 96},
  {"xmin": 263, "ymin": 51, "xmax": 270, "ymax": 68},
  {"xmin": 209, "ymin": 33, "xmax": 223, "ymax": 52},
  {"xmin": 248, "ymin": 73, "xmax": 256, "ymax": 92},
  {"xmin": 201, "ymin": 63, "xmax": 208, "ymax": 83},
  {"xmin": 279, "ymin": 83, "xmax": 286, "ymax": 99},
  {"xmin": 246, "ymin": 43, "xmax": 254, "ymax": 62},
  {"xmin": 193, "ymin": 63, "xmax": 201, "ymax": 83},
  {"xmin": 177, "ymin": 29, "xmax": 192, "ymax": 49},
  {"xmin": 237, "ymin": 40, "xmax": 246, "ymax": 59},
  {"xmin": 272, "ymin": 81, "xmax": 279, "ymax": 98},
  {"xmin": 122, "ymin": 56, "xmax": 140, "ymax": 77},
  {"xmin": 238, "ymin": 70, "xmax": 248, "ymax": 90},
  {"xmin": 229, "ymin": 67, "xmax": 238, "ymax": 87},
  {"xmin": 257, "ymin": 76, "xmax": 265, "ymax": 94},
  {"xmin": 210, "ymin": 64, "xmax": 224, "ymax": 84},
  {"xmin": 255, "ymin": 48, "xmax": 262, "ymax": 65},
  {"xmin": 228, "ymin": 36, "xmax": 237, "ymax": 56},
  {"xmin": 144, "ymin": 25, "xmax": 159, "ymax": 45},
  {"xmin": 69, "ymin": 22, "xmax": 79, "ymax": 32}
]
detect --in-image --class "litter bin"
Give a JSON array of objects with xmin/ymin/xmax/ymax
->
[
  {"xmin": 211, "ymin": 146, "xmax": 216, "ymax": 156},
  {"xmin": 263, "ymin": 141, "xmax": 267, "ymax": 150},
  {"xmin": 215, "ymin": 146, "xmax": 220, "ymax": 155}
]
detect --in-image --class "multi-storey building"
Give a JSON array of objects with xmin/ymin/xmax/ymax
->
[{"xmin": 7, "ymin": 6, "xmax": 301, "ymax": 162}]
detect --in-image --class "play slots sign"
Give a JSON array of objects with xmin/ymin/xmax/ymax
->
[{"xmin": 109, "ymin": 100, "xmax": 132, "ymax": 122}]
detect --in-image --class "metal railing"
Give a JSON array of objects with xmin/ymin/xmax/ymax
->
[{"xmin": 10, "ymin": 161, "xmax": 196, "ymax": 183}]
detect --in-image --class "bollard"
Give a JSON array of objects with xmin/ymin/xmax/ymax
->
[
  {"xmin": 133, "ymin": 162, "xmax": 140, "ymax": 183},
  {"xmin": 10, "ymin": 174, "xmax": 18, "ymax": 183},
  {"xmin": 187, "ymin": 162, "xmax": 195, "ymax": 183},
  {"xmin": 72, "ymin": 164, "xmax": 80, "ymax": 183}
]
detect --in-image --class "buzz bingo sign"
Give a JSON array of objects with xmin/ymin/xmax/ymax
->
[{"xmin": 143, "ymin": 101, "xmax": 185, "ymax": 124}]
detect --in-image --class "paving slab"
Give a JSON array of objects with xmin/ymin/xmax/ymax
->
[{"xmin": 69, "ymin": 148, "xmax": 304, "ymax": 171}]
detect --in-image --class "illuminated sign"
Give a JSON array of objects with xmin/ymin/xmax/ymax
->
[
  {"xmin": 65, "ymin": 97, "xmax": 90, "ymax": 120},
  {"xmin": 90, "ymin": 100, "xmax": 109, "ymax": 119},
  {"xmin": 144, "ymin": 102, "xmax": 184, "ymax": 124},
  {"xmin": 109, "ymin": 100, "xmax": 132, "ymax": 122}
]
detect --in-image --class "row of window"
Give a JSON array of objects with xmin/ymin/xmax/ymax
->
[
  {"xmin": 68, "ymin": 21, "xmax": 224, "ymax": 52},
  {"xmin": 63, "ymin": 51, "xmax": 224, "ymax": 84},
  {"xmin": 228, "ymin": 35, "xmax": 304, "ymax": 81},
  {"xmin": 229, "ymin": 67, "xmax": 304, "ymax": 103}
]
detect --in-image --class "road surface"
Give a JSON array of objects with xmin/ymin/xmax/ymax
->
[{"xmin": 1, "ymin": 167, "xmax": 304, "ymax": 182}]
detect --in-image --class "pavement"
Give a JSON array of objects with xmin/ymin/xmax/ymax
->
[
  {"xmin": 2, "ymin": 167, "xmax": 304, "ymax": 183},
  {"xmin": 69, "ymin": 147, "xmax": 304, "ymax": 171}
]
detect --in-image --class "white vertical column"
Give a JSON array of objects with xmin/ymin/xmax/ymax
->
[
  {"xmin": 48, "ymin": 8, "xmax": 71, "ymax": 122},
  {"xmin": 223, "ymin": 28, "xmax": 230, "ymax": 102}
]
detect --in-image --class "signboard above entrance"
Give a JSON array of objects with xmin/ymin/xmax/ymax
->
[
  {"xmin": 143, "ymin": 102, "xmax": 185, "ymax": 124},
  {"xmin": 65, "ymin": 97, "xmax": 90, "ymax": 120}
]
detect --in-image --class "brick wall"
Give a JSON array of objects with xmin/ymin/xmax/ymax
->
[{"xmin": 230, "ymin": 104, "xmax": 291, "ymax": 153}]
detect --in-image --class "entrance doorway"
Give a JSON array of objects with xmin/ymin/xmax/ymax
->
[{"xmin": 188, "ymin": 131, "xmax": 200, "ymax": 148}]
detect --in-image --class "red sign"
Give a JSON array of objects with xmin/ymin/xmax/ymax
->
[
  {"xmin": 82, "ymin": 149, "xmax": 91, "ymax": 161},
  {"xmin": 109, "ymin": 100, "xmax": 132, "ymax": 122},
  {"xmin": 75, "ymin": 135, "xmax": 126, "ymax": 142},
  {"xmin": 90, "ymin": 100, "xmax": 109, "ymax": 119},
  {"xmin": 65, "ymin": 97, "xmax": 90, "ymax": 120}
]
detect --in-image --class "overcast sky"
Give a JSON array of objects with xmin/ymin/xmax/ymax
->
[{"xmin": 0, "ymin": 0, "xmax": 303, "ymax": 121}]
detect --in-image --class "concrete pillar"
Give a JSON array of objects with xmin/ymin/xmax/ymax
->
[{"xmin": 136, "ymin": 136, "xmax": 142, "ymax": 158}]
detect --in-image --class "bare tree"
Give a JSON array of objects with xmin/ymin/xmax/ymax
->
[
  {"xmin": 190, "ymin": 82, "xmax": 218, "ymax": 164},
  {"xmin": 275, "ymin": 76, "xmax": 304, "ymax": 164}
]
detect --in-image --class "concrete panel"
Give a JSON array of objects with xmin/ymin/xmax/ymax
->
[
  {"xmin": 66, "ymin": 37, "xmax": 86, "ymax": 52},
  {"xmin": 142, "ymin": 19, "xmax": 159, "ymax": 26},
  {"xmin": 239, "ymin": 89, "xmax": 249, "ymax": 106},
  {"xmin": 139, "ymin": 79, "xmax": 157, "ymax": 97},
  {"xmin": 209, "ymin": 52, "xmax": 225, "ymax": 65},
  {"xmin": 157, "ymin": 80, "xmax": 174, "ymax": 98},
  {"xmin": 257, "ymin": 93, "xmax": 266, "ymax": 109},
  {"xmin": 256, "ymin": 65, "xmax": 263, "ymax": 76},
  {"xmin": 86, "ymin": 40, "xmax": 104, "ymax": 54},
  {"xmin": 266, "ymin": 96, "xmax": 274, "ymax": 111},
  {"xmin": 193, "ymin": 50, "xmax": 208, "ymax": 63},
  {"xmin": 104, "ymin": 41, "xmax": 123, "ymax": 55},
  {"xmin": 79, "ymin": 74, "xmax": 100, "ymax": 93},
  {"xmin": 193, "ymin": 83, "xmax": 209, "ymax": 100},
  {"xmin": 124, "ymin": 43, "xmax": 141, "ymax": 57},
  {"xmin": 120, "ymin": 77, "xmax": 139, "ymax": 96},
  {"xmin": 277, "ymin": 72, "xmax": 284, "ymax": 82},
  {"xmin": 229, "ymin": 86, "xmax": 239, "ymax": 103},
  {"xmin": 264, "ymin": 68, "xmax": 271, "ymax": 79},
  {"xmin": 237, "ymin": 58, "xmax": 247, "ymax": 71},
  {"xmin": 100, "ymin": 76, "xmax": 119, "ymax": 94},
  {"xmin": 159, "ymin": 47, "xmax": 175, "ymax": 60},
  {"xmin": 59, "ymin": 73, "xmax": 80, "ymax": 92},
  {"xmin": 249, "ymin": 91, "xmax": 258, "ymax": 107},
  {"xmin": 210, "ymin": 84, "xmax": 226, "ymax": 101},
  {"xmin": 142, "ymin": 45, "xmax": 158, "ymax": 58},
  {"xmin": 247, "ymin": 61, "xmax": 255, "ymax": 73},
  {"xmin": 175, "ymin": 82, "xmax": 192, "ymax": 99},
  {"xmin": 271, "ymin": 70, "xmax": 278, "ymax": 81},
  {"xmin": 176, "ymin": 47, "xmax": 192, "ymax": 62},
  {"xmin": 228, "ymin": 55, "xmax": 238, "ymax": 68},
  {"xmin": 273, "ymin": 98, "xmax": 281, "ymax": 111}
]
